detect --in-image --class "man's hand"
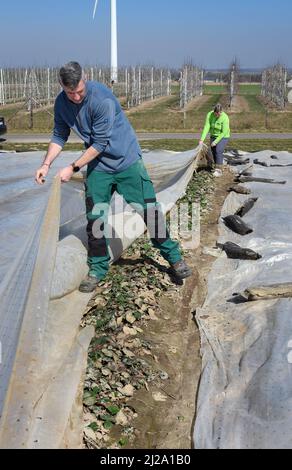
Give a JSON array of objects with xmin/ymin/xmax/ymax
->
[
  {"xmin": 199, "ymin": 140, "xmax": 204, "ymax": 146},
  {"xmin": 58, "ymin": 165, "xmax": 74, "ymax": 182},
  {"xmin": 35, "ymin": 164, "xmax": 49, "ymax": 185},
  {"xmin": 211, "ymin": 141, "xmax": 217, "ymax": 147}
]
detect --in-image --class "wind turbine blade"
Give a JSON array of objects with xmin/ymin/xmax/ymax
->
[{"xmin": 93, "ymin": 0, "xmax": 98, "ymax": 19}]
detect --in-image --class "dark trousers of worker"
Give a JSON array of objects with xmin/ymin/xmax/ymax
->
[
  {"xmin": 85, "ymin": 159, "xmax": 182, "ymax": 279},
  {"xmin": 210, "ymin": 137, "xmax": 229, "ymax": 166}
]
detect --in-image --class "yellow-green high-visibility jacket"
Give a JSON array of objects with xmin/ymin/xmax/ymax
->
[{"xmin": 200, "ymin": 111, "xmax": 231, "ymax": 145}]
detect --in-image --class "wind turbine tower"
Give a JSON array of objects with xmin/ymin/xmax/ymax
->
[{"xmin": 93, "ymin": 0, "xmax": 118, "ymax": 83}]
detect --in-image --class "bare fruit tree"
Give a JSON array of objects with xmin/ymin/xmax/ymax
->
[
  {"xmin": 179, "ymin": 64, "xmax": 204, "ymax": 109},
  {"xmin": 0, "ymin": 66, "xmax": 172, "ymax": 110},
  {"xmin": 119, "ymin": 67, "xmax": 171, "ymax": 108},
  {"xmin": 261, "ymin": 64, "xmax": 287, "ymax": 109},
  {"xmin": 227, "ymin": 59, "xmax": 240, "ymax": 108}
]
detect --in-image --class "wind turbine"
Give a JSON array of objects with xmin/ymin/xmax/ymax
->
[{"xmin": 93, "ymin": 0, "xmax": 118, "ymax": 83}]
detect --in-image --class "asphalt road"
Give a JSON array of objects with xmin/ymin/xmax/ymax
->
[{"xmin": 3, "ymin": 132, "xmax": 292, "ymax": 143}]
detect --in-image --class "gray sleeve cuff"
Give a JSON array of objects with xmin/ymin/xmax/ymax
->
[
  {"xmin": 50, "ymin": 135, "xmax": 67, "ymax": 147},
  {"xmin": 91, "ymin": 142, "xmax": 106, "ymax": 153}
]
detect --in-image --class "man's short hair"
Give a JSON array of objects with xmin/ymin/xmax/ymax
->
[
  {"xmin": 214, "ymin": 103, "xmax": 223, "ymax": 114},
  {"xmin": 59, "ymin": 61, "xmax": 83, "ymax": 89}
]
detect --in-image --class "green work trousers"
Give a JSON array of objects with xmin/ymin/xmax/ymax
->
[{"xmin": 85, "ymin": 159, "xmax": 182, "ymax": 279}]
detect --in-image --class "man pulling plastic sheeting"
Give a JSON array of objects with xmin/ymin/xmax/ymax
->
[{"xmin": 35, "ymin": 61, "xmax": 192, "ymax": 292}]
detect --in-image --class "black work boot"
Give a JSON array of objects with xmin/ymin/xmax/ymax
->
[
  {"xmin": 169, "ymin": 259, "xmax": 192, "ymax": 280},
  {"xmin": 79, "ymin": 275, "xmax": 101, "ymax": 293}
]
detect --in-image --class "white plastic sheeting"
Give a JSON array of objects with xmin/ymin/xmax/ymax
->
[
  {"xmin": 194, "ymin": 150, "xmax": 292, "ymax": 449},
  {"xmin": 0, "ymin": 147, "xmax": 202, "ymax": 448}
]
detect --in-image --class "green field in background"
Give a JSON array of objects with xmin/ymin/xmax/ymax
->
[
  {"xmin": 0, "ymin": 83, "xmax": 291, "ymax": 134},
  {"xmin": 239, "ymin": 84, "xmax": 261, "ymax": 95},
  {"xmin": 204, "ymin": 84, "xmax": 227, "ymax": 94}
]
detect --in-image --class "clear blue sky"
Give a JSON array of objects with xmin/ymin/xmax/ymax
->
[{"xmin": 2, "ymin": 0, "xmax": 292, "ymax": 69}]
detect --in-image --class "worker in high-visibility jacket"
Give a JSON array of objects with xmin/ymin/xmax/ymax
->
[{"xmin": 199, "ymin": 103, "xmax": 231, "ymax": 177}]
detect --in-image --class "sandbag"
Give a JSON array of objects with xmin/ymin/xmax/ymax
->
[
  {"xmin": 235, "ymin": 198, "xmax": 258, "ymax": 217},
  {"xmin": 223, "ymin": 215, "xmax": 253, "ymax": 235},
  {"xmin": 220, "ymin": 241, "xmax": 261, "ymax": 260},
  {"xmin": 239, "ymin": 176, "xmax": 286, "ymax": 184},
  {"xmin": 229, "ymin": 185, "xmax": 251, "ymax": 195},
  {"xmin": 242, "ymin": 283, "xmax": 292, "ymax": 301}
]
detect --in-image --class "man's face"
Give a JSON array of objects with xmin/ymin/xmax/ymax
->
[
  {"xmin": 63, "ymin": 79, "xmax": 87, "ymax": 104},
  {"xmin": 215, "ymin": 111, "xmax": 222, "ymax": 118}
]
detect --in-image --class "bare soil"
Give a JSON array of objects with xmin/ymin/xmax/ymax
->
[
  {"xmin": 125, "ymin": 96, "xmax": 176, "ymax": 115},
  {"xmin": 184, "ymin": 95, "xmax": 211, "ymax": 112},
  {"xmin": 230, "ymin": 95, "xmax": 250, "ymax": 113}
]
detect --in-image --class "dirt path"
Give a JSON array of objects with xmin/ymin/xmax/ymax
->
[
  {"xmin": 184, "ymin": 95, "xmax": 211, "ymax": 112},
  {"xmin": 125, "ymin": 95, "xmax": 176, "ymax": 115},
  {"xmin": 109, "ymin": 168, "xmax": 235, "ymax": 449},
  {"xmin": 230, "ymin": 95, "xmax": 250, "ymax": 113},
  {"xmin": 219, "ymin": 94, "xmax": 250, "ymax": 113}
]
